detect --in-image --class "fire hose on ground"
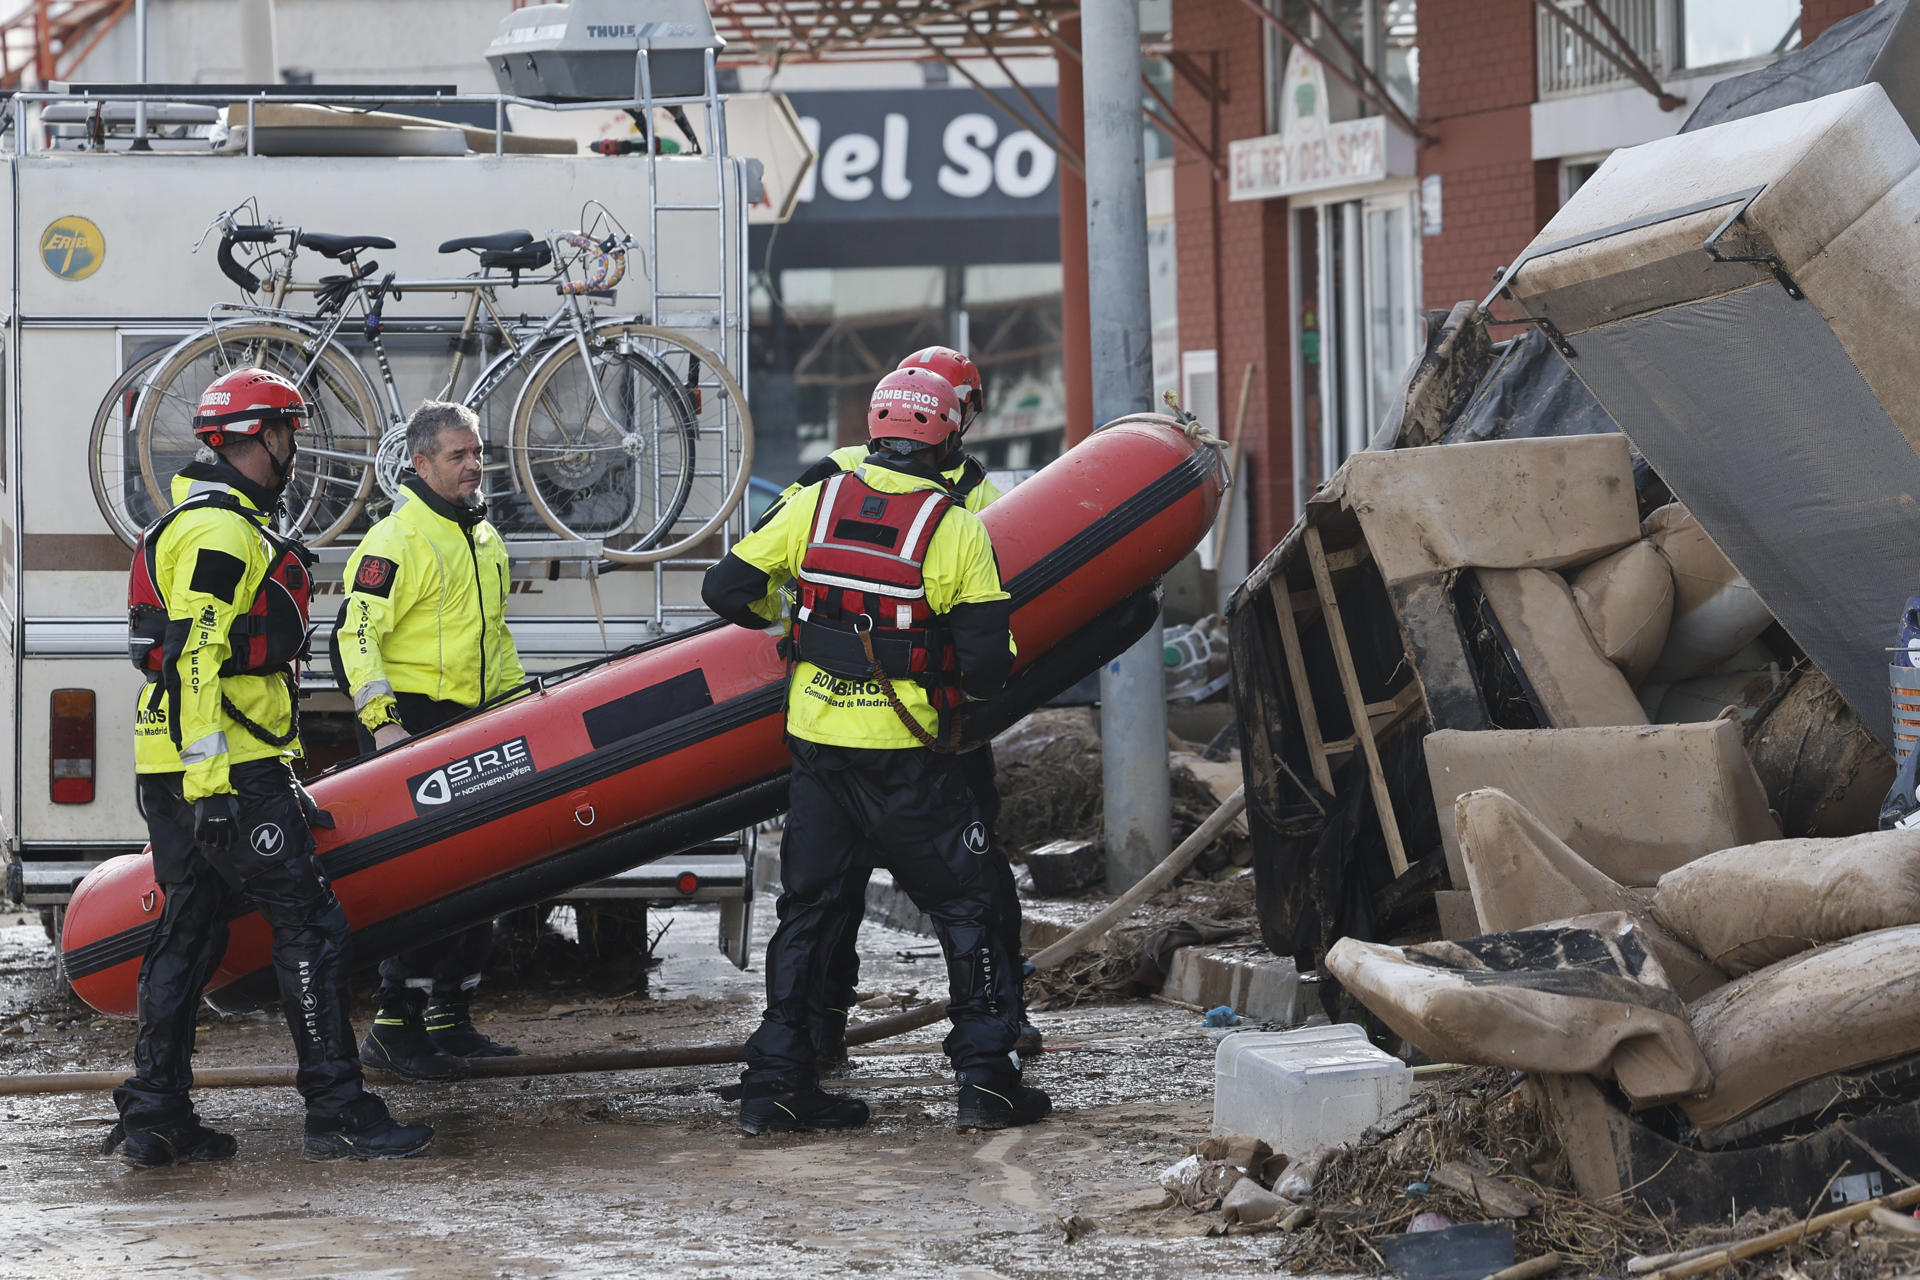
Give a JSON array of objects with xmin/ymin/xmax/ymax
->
[{"xmin": 0, "ymin": 787, "xmax": 1248, "ymax": 1096}]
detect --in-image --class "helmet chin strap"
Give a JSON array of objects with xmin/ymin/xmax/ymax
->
[{"xmin": 263, "ymin": 429, "xmax": 299, "ymax": 494}]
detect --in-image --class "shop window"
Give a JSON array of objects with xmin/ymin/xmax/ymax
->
[
  {"xmin": 1680, "ymin": 0, "xmax": 1799, "ymax": 70},
  {"xmin": 1264, "ymin": 0, "xmax": 1418, "ymax": 135},
  {"xmin": 1560, "ymin": 155, "xmax": 1606, "ymax": 206}
]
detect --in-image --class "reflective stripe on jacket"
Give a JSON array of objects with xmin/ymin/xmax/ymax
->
[
  {"xmin": 748, "ymin": 444, "xmax": 1002, "ymax": 624},
  {"xmin": 133, "ymin": 471, "xmax": 304, "ymax": 796},
  {"xmin": 339, "ymin": 479, "xmax": 527, "ymax": 733},
  {"xmin": 722, "ymin": 460, "xmax": 1010, "ymax": 750}
]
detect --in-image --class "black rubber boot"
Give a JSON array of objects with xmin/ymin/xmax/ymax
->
[
  {"xmin": 813, "ymin": 1007, "xmax": 851, "ymax": 1076},
  {"xmin": 1013, "ymin": 1019, "xmax": 1043, "ymax": 1057},
  {"xmin": 739, "ymin": 1084, "xmax": 870, "ymax": 1136},
  {"xmin": 303, "ymin": 1093, "xmax": 435, "ymax": 1161},
  {"xmin": 103, "ymin": 1117, "xmax": 237, "ymax": 1169},
  {"xmin": 360, "ymin": 996, "xmax": 468, "ymax": 1083},
  {"xmin": 424, "ymin": 998, "xmax": 520, "ymax": 1059},
  {"xmin": 956, "ymin": 1069, "xmax": 1052, "ymax": 1130}
]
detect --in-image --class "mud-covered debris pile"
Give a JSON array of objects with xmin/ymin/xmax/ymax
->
[
  {"xmin": 1028, "ymin": 871, "xmax": 1255, "ymax": 1010},
  {"xmin": 993, "ymin": 707, "xmax": 1247, "ymax": 879},
  {"xmin": 1262, "ymin": 1068, "xmax": 1668, "ymax": 1274}
]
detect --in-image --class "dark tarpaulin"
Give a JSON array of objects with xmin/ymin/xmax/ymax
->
[
  {"xmin": 1566, "ymin": 281, "xmax": 1920, "ymax": 750},
  {"xmin": 1442, "ymin": 328, "xmax": 1619, "ymax": 446},
  {"xmin": 1374, "ymin": 305, "xmax": 1620, "ymax": 452}
]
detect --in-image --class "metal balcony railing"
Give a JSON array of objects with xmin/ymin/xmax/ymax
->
[{"xmin": 1536, "ymin": 0, "xmax": 1670, "ymax": 99}]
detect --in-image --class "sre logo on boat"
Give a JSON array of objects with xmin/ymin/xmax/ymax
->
[{"xmin": 407, "ymin": 737, "xmax": 536, "ymax": 813}]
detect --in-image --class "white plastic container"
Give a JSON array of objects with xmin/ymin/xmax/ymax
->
[{"xmin": 1211, "ymin": 1024, "xmax": 1411, "ymax": 1156}]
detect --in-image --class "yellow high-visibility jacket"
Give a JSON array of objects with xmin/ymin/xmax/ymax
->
[
  {"xmin": 339, "ymin": 479, "xmax": 527, "ymax": 732},
  {"xmin": 134, "ymin": 471, "xmax": 302, "ymax": 799},
  {"xmin": 720, "ymin": 461, "xmax": 1012, "ymax": 749},
  {"xmin": 781, "ymin": 443, "xmax": 1002, "ymax": 514},
  {"xmin": 747, "ymin": 445, "xmax": 1002, "ymax": 624}
]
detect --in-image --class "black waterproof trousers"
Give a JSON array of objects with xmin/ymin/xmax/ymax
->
[
  {"xmin": 813, "ymin": 744, "xmax": 1023, "ymax": 1053},
  {"xmin": 354, "ymin": 694, "xmax": 496, "ymax": 1007},
  {"xmin": 116, "ymin": 759, "xmax": 366, "ymax": 1130},
  {"xmin": 746, "ymin": 738, "xmax": 1022, "ymax": 1089}
]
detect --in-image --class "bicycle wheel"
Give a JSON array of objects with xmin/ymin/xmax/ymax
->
[
  {"xmin": 508, "ymin": 327, "xmax": 700, "ymax": 558},
  {"xmin": 135, "ymin": 322, "xmax": 382, "ymax": 546},
  {"xmin": 88, "ymin": 349, "xmax": 172, "ymax": 547}
]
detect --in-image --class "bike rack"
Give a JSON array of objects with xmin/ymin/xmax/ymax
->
[{"xmin": 18, "ymin": 57, "xmax": 754, "ymax": 638}]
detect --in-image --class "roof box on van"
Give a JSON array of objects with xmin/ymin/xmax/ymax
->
[{"xmin": 485, "ymin": 1, "xmax": 723, "ymax": 103}]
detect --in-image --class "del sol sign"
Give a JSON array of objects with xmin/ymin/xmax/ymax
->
[
  {"xmin": 786, "ymin": 88, "xmax": 1060, "ymax": 223},
  {"xmin": 1229, "ymin": 45, "xmax": 1412, "ymax": 201}
]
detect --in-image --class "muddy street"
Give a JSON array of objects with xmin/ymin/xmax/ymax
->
[{"xmin": 1, "ymin": 907, "xmax": 1303, "ymax": 1280}]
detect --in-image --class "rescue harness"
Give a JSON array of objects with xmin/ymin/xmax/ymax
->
[
  {"xmin": 787, "ymin": 468, "xmax": 966, "ymax": 750},
  {"xmin": 127, "ymin": 485, "xmax": 315, "ymax": 749}
]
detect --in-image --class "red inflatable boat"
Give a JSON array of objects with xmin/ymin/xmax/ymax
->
[{"xmin": 61, "ymin": 418, "xmax": 1225, "ymax": 1017}]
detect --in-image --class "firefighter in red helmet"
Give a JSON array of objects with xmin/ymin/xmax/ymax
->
[
  {"xmin": 703, "ymin": 366, "xmax": 1049, "ymax": 1134},
  {"xmin": 113, "ymin": 368, "xmax": 432, "ymax": 1167},
  {"xmin": 754, "ymin": 346, "xmax": 1038, "ymax": 1070}
]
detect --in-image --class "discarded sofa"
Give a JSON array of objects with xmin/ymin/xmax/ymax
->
[
  {"xmin": 1501, "ymin": 82, "xmax": 1920, "ymax": 751},
  {"xmin": 1653, "ymin": 829, "xmax": 1920, "ymax": 973},
  {"xmin": 1324, "ymin": 916, "xmax": 1712, "ymax": 1106},
  {"xmin": 1426, "ymin": 718, "xmax": 1780, "ymax": 890},
  {"xmin": 1452, "ymin": 788, "xmax": 1725, "ymax": 999},
  {"xmin": 1227, "ymin": 432, "xmax": 1800, "ymax": 966}
]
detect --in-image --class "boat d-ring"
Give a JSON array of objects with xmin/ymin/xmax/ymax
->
[
  {"xmin": 574, "ymin": 804, "xmax": 596, "ymax": 828},
  {"xmin": 140, "ymin": 890, "xmax": 157, "ymax": 913}
]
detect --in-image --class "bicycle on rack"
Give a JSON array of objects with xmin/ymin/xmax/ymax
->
[{"xmin": 90, "ymin": 197, "xmax": 751, "ymax": 560}]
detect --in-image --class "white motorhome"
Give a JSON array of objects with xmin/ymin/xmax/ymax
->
[{"xmin": 0, "ymin": 26, "xmax": 766, "ymax": 965}]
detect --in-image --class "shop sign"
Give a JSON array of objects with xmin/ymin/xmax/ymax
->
[{"xmin": 1229, "ymin": 44, "xmax": 1408, "ymax": 201}]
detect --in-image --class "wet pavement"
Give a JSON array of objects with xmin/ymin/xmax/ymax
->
[{"xmin": 0, "ymin": 907, "xmax": 1318, "ymax": 1279}]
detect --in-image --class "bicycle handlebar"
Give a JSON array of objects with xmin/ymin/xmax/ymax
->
[
  {"xmin": 212, "ymin": 222, "xmax": 284, "ymax": 295},
  {"xmin": 555, "ymin": 232, "xmax": 627, "ymax": 296},
  {"xmin": 216, "ymin": 233, "xmax": 262, "ymax": 294}
]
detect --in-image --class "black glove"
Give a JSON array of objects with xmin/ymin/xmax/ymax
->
[
  {"xmin": 193, "ymin": 793, "xmax": 242, "ymax": 853},
  {"xmin": 295, "ymin": 780, "xmax": 336, "ymax": 830}
]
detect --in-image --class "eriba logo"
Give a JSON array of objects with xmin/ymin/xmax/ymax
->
[
  {"xmin": 41, "ymin": 215, "xmax": 106, "ymax": 281},
  {"xmin": 407, "ymin": 736, "xmax": 535, "ymax": 812}
]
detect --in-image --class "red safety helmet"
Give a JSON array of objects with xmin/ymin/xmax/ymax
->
[
  {"xmin": 867, "ymin": 367, "xmax": 963, "ymax": 448},
  {"xmin": 191, "ymin": 368, "xmax": 309, "ymax": 447},
  {"xmin": 897, "ymin": 345, "xmax": 982, "ymax": 424}
]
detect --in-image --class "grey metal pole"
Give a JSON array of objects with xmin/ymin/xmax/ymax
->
[
  {"xmin": 131, "ymin": 0, "xmax": 148, "ymax": 149},
  {"xmin": 1082, "ymin": 0, "xmax": 1169, "ymax": 890}
]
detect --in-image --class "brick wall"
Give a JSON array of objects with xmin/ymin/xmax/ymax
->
[
  {"xmin": 1417, "ymin": 0, "xmax": 1553, "ymax": 313},
  {"xmin": 1154, "ymin": 0, "xmax": 1864, "ymax": 556},
  {"xmin": 1171, "ymin": 0, "xmax": 1295, "ymax": 551},
  {"xmin": 1801, "ymin": 0, "xmax": 1874, "ymax": 42}
]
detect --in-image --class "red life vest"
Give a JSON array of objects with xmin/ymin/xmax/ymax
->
[
  {"xmin": 127, "ymin": 487, "xmax": 315, "ymax": 681},
  {"xmin": 791, "ymin": 469, "xmax": 964, "ymax": 711}
]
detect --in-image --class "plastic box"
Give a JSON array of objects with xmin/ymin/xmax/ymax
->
[{"xmin": 1212, "ymin": 1024, "xmax": 1411, "ymax": 1155}]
